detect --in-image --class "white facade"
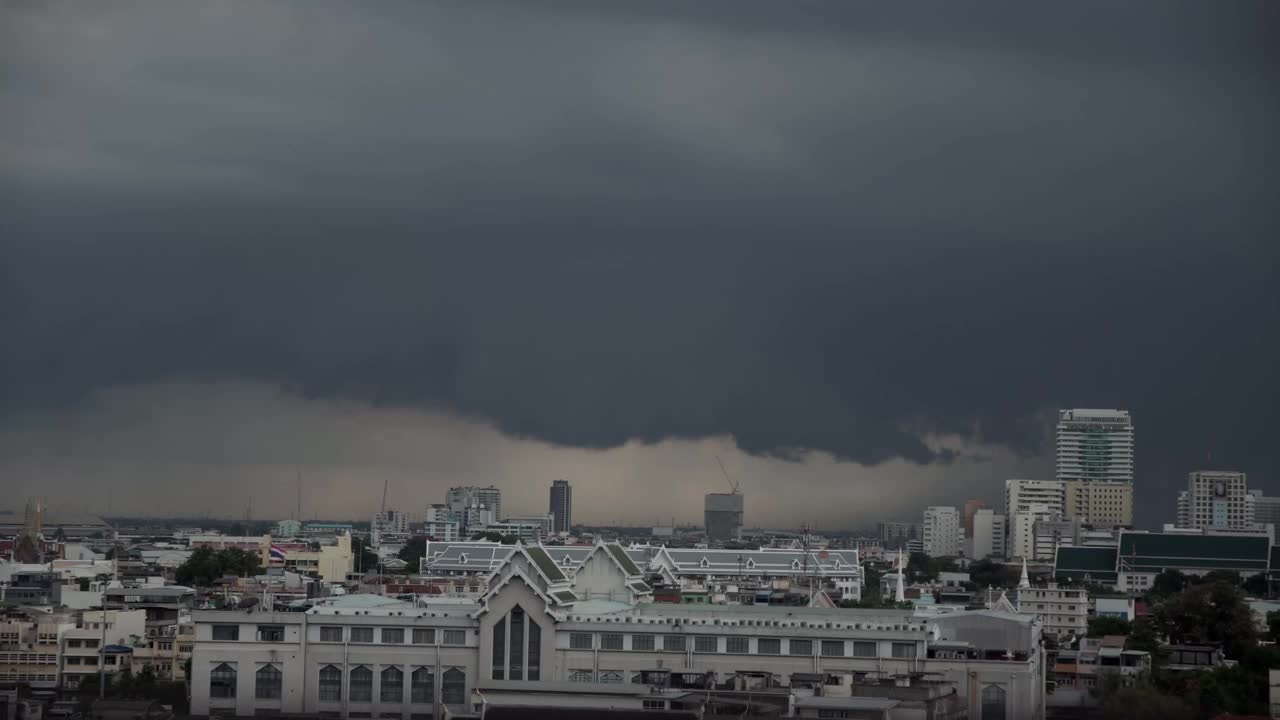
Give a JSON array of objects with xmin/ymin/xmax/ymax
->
[
  {"xmin": 1183, "ymin": 471, "xmax": 1250, "ymax": 530},
  {"xmin": 1055, "ymin": 409, "xmax": 1134, "ymax": 484},
  {"xmin": 1005, "ymin": 479, "xmax": 1066, "ymax": 518},
  {"xmin": 190, "ymin": 544, "xmax": 1046, "ymax": 719},
  {"xmin": 446, "ymin": 486, "xmax": 502, "ymax": 534},
  {"xmin": 273, "ymin": 519, "xmax": 302, "ymax": 538},
  {"xmin": 1016, "ymin": 584, "xmax": 1087, "ymax": 639},
  {"xmin": 970, "ymin": 509, "xmax": 1006, "ymax": 560},
  {"xmin": 922, "ymin": 507, "xmax": 961, "ymax": 558},
  {"xmin": 1009, "ymin": 504, "xmax": 1057, "ymax": 561},
  {"xmin": 371, "ymin": 510, "xmax": 411, "ymax": 544},
  {"xmin": 423, "ymin": 504, "xmax": 461, "ymax": 542},
  {"xmin": 60, "ymin": 610, "xmax": 147, "ymax": 689}
]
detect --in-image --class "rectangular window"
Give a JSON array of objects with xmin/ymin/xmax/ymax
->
[
  {"xmin": 694, "ymin": 636, "xmax": 718, "ymax": 654},
  {"xmin": 822, "ymin": 640, "xmax": 846, "ymax": 657},
  {"xmin": 569, "ymin": 669, "xmax": 593, "ymax": 683},
  {"xmin": 570, "ymin": 633, "xmax": 593, "ymax": 650},
  {"xmin": 663, "ymin": 635, "xmax": 686, "ymax": 652},
  {"xmin": 412, "ymin": 628, "xmax": 434, "ymax": 645},
  {"xmin": 320, "ymin": 626, "xmax": 343, "ymax": 642},
  {"xmin": 726, "ymin": 637, "xmax": 749, "ymax": 654},
  {"xmin": 491, "ymin": 617, "xmax": 505, "ymax": 681},
  {"xmin": 600, "ymin": 633, "xmax": 623, "ymax": 650},
  {"xmin": 891, "ymin": 642, "xmax": 917, "ymax": 659},
  {"xmin": 351, "ymin": 627, "xmax": 374, "ymax": 643},
  {"xmin": 758, "ymin": 638, "xmax": 781, "ymax": 655},
  {"xmin": 381, "ymin": 628, "xmax": 404, "ymax": 644},
  {"xmin": 508, "ymin": 608, "xmax": 525, "ymax": 681},
  {"xmin": 442, "ymin": 630, "xmax": 466, "ymax": 646},
  {"xmin": 643, "ymin": 700, "xmax": 666, "ymax": 710},
  {"xmin": 527, "ymin": 618, "xmax": 541, "ymax": 681},
  {"xmin": 212, "ymin": 625, "xmax": 239, "ymax": 641},
  {"xmin": 856, "ymin": 641, "xmax": 879, "ymax": 657},
  {"xmin": 789, "ymin": 639, "xmax": 813, "ymax": 656},
  {"xmin": 257, "ymin": 625, "xmax": 285, "ymax": 642},
  {"xmin": 632, "ymin": 634, "xmax": 655, "ymax": 651}
]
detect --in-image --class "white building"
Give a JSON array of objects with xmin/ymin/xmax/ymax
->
[
  {"xmin": 273, "ymin": 519, "xmax": 302, "ymax": 538},
  {"xmin": 190, "ymin": 542, "xmax": 1046, "ymax": 719},
  {"xmin": 423, "ymin": 505, "xmax": 461, "ymax": 543},
  {"xmin": 1016, "ymin": 584, "xmax": 1087, "ymax": 639},
  {"xmin": 1055, "ymin": 409, "xmax": 1134, "ymax": 484},
  {"xmin": 61, "ymin": 609, "xmax": 147, "ymax": 690},
  {"xmin": 479, "ymin": 515, "xmax": 554, "ymax": 543},
  {"xmin": 1005, "ymin": 479, "xmax": 1066, "ymax": 518},
  {"xmin": 968, "ymin": 509, "xmax": 1006, "ymax": 560},
  {"xmin": 922, "ymin": 507, "xmax": 961, "ymax": 558},
  {"xmin": 1009, "ymin": 504, "xmax": 1059, "ymax": 561},
  {"xmin": 371, "ymin": 511, "xmax": 411, "ymax": 544},
  {"xmin": 1181, "ymin": 471, "xmax": 1251, "ymax": 530},
  {"xmin": 0, "ymin": 616, "xmax": 75, "ymax": 689}
]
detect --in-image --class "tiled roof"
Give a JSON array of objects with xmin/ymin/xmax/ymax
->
[
  {"xmin": 660, "ymin": 548, "xmax": 859, "ymax": 576},
  {"xmin": 607, "ymin": 544, "xmax": 643, "ymax": 576},
  {"xmin": 525, "ymin": 545, "xmax": 568, "ymax": 583},
  {"xmin": 1118, "ymin": 532, "xmax": 1269, "ymax": 572},
  {"xmin": 1054, "ymin": 546, "xmax": 1118, "ymax": 582}
]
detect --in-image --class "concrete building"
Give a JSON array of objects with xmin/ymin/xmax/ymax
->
[
  {"xmin": 422, "ymin": 505, "xmax": 461, "ymax": 543},
  {"xmin": 302, "ymin": 523, "xmax": 355, "ymax": 538},
  {"xmin": 0, "ymin": 615, "xmax": 75, "ymax": 689},
  {"xmin": 371, "ymin": 511, "xmax": 411, "ymax": 544},
  {"xmin": 968, "ymin": 509, "xmax": 1005, "ymax": 560},
  {"xmin": 877, "ymin": 522, "xmax": 921, "ymax": 550},
  {"xmin": 1181, "ymin": 471, "xmax": 1251, "ymax": 530},
  {"xmin": 1008, "ymin": 504, "xmax": 1058, "ymax": 561},
  {"xmin": 549, "ymin": 480, "xmax": 572, "ymax": 534},
  {"xmin": 704, "ymin": 493, "xmax": 744, "ymax": 542},
  {"xmin": 1015, "ymin": 584, "xmax": 1087, "ymax": 639},
  {"xmin": 479, "ymin": 516, "xmax": 554, "ymax": 543},
  {"xmin": 446, "ymin": 486, "xmax": 502, "ymax": 535},
  {"xmin": 1005, "ymin": 480, "xmax": 1065, "ymax": 518},
  {"xmin": 190, "ymin": 543, "xmax": 1046, "ymax": 719},
  {"xmin": 61, "ymin": 610, "xmax": 146, "ymax": 690},
  {"xmin": 922, "ymin": 507, "xmax": 961, "ymax": 558},
  {"xmin": 962, "ymin": 500, "xmax": 988, "ymax": 538},
  {"xmin": 1055, "ymin": 409, "xmax": 1134, "ymax": 484},
  {"xmin": 1064, "ymin": 480, "xmax": 1133, "ymax": 527}
]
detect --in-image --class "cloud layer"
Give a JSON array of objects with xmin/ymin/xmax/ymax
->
[{"xmin": 2, "ymin": 0, "xmax": 1277, "ymax": 524}]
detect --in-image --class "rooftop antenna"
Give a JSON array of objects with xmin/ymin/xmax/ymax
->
[{"xmin": 296, "ymin": 468, "xmax": 303, "ymax": 521}]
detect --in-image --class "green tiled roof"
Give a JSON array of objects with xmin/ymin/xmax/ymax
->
[
  {"xmin": 525, "ymin": 546, "xmax": 567, "ymax": 583},
  {"xmin": 1118, "ymin": 532, "xmax": 1269, "ymax": 573},
  {"xmin": 552, "ymin": 590, "xmax": 578, "ymax": 604},
  {"xmin": 1270, "ymin": 546, "xmax": 1280, "ymax": 571},
  {"xmin": 1054, "ymin": 545, "xmax": 1116, "ymax": 573},
  {"xmin": 607, "ymin": 544, "xmax": 643, "ymax": 576}
]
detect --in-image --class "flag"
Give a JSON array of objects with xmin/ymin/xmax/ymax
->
[{"xmin": 269, "ymin": 544, "xmax": 287, "ymax": 564}]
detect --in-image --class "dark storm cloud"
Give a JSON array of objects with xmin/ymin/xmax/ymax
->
[{"xmin": 1, "ymin": 0, "xmax": 1278, "ymax": 523}]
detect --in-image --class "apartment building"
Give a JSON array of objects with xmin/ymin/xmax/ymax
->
[{"xmin": 1016, "ymin": 584, "xmax": 1088, "ymax": 639}]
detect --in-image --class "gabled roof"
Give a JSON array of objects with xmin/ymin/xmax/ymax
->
[
  {"xmin": 655, "ymin": 547, "xmax": 860, "ymax": 577},
  {"xmin": 523, "ymin": 545, "xmax": 568, "ymax": 584},
  {"xmin": 1117, "ymin": 532, "xmax": 1269, "ymax": 573},
  {"xmin": 607, "ymin": 544, "xmax": 643, "ymax": 576}
]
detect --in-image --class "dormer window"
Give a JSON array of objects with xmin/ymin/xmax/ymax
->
[
  {"xmin": 792, "ymin": 559, "xmax": 802, "ymax": 570},
  {"xmin": 746, "ymin": 559, "xmax": 755, "ymax": 570},
  {"xmin": 460, "ymin": 554, "xmax": 468, "ymax": 563},
  {"xmin": 700, "ymin": 557, "xmax": 709, "ymax": 569}
]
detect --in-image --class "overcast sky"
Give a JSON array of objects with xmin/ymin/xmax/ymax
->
[{"xmin": 2, "ymin": 0, "xmax": 1277, "ymax": 528}]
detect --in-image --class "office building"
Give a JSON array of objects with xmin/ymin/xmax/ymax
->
[
  {"xmin": 1064, "ymin": 481, "xmax": 1133, "ymax": 527},
  {"xmin": 1009, "ymin": 504, "xmax": 1059, "ymax": 561},
  {"xmin": 423, "ymin": 504, "xmax": 461, "ymax": 543},
  {"xmin": 371, "ymin": 510, "xmax": 411, "ymax": 544},
  {"xmin": 704, "ymin": 493, "xmax": 744, "ymax": 542},
  {"xmin": 446, "ymin": 486, "xmax": 502, "ymax": 534},
  {"xmin": 878, "ymin": 521, "xmax": 922, "ymax": 550},
  {"xmin": 1181, "ymin": 471, "xmax": 1250, "ymax": 530},
  {"xmin": 190, "ymin": 543, "xmax": 1047, "ymax": 719},
  {"xmin": 549, "ymin": 479, "xmax": 572, "ymax": 534},
  {"xmin": 1055, "ymin": 409, "xmax": 1134, "ymax": 484},
  {"xmin": 273, "ymin": 519, "xmax": 302, "ymax": 538},
  {"xmin": 1005, "ymin": 479, "xmax": 1066, "ymax": 518},
  {"xmin": 968, "ymin": 509, "xmax": 1006, "ymax": 560},
  {"xmin": 1249, "ymin": 490, "xmax": 1280, "ymax": 530},
  {"xmin": 922, "ymin": 507, "xmax": 961, "ymax": 558}
]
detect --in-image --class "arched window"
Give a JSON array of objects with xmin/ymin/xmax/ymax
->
[
  {"xmin": 380, "ymin": 667, "xmax": 403, "ymax": 703},
  {"xmin": 255, "ymin": 664, "xmax": 281, "ymax": 700},
  {"xmin": 981, "ymin": 684, "xmax": 1006, "ymax": 720},
  {"xmin": 318, "ymin": 665, "xmax": 341, "ymax": 703},
  {"xmin": 350, "ymin": 666, "xmax": 373, "ymax": 702},
  {"xmin": 210, "ymin": 663, "xmax": 236, "ymax": 699},
  {"xmin": 699, "ymin": 557, "xmax": 709, "ymax": 569},
  {"xmin": 441, "ymin": 667, "xmax": 466, "ymax": 705},
  {"xmin": 509, "ymin": 606, "xmax": 525, "ymax": 680},
  {"xmin": 410, "ymin": 668, "xmax": 433, "ymax": 704}
]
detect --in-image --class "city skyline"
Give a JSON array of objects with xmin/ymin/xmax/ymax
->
[{"xmin": 2, "ymin": 0, "xmax": 1277, "ymax": 529}]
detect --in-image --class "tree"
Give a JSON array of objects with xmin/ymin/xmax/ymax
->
[
  {"xmin": 1243, "ymin": 572, "xmax": 1268, "ymax": 597},
  {"xmin": 1088, "ymin": 616, "xmax": 1132, "ymax": 637},
  {"xmin": 397, "ymin": 537, "xmax": 427, "ymax": 573},
  {"xmin": 968, "ymin": 559, "xmax": 1020, "ymax": 589},
  {"xmin": 469, "ymin": 531, "xmax": 518, "ymax": 544},
  {"xmin": 1154, "ymin": 579, "xmax": 1257, "ymax": 659},
  {"xmin": 862, "ymin": 564, "xmax": 884, "ymax": 598},
  {"xmin": 175, "ymin": 546, "xmax": 263, "ymax": 587},
  {"xmin": 1094, "ymin": 674, "xmax": 1196, "ymax": 720},
  {"xmin": 1149, "ymin": 569, "xmax": 1187, "ymax": 598}
]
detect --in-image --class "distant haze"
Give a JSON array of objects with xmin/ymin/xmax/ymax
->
[{"xmin": 1, "ymin": 0, "xmax": 1277, "ymax": 527}]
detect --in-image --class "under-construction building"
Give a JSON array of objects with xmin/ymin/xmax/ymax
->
[{"xmin": 704, "ymin": 492, "xmax": 744, "ymax": 542}]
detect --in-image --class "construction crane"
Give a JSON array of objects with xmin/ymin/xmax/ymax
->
[{"xmin": 716, "ymin": 455, "xmax": 740, "ymax": 494}]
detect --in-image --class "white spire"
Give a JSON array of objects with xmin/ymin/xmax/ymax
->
[
  {"xmin": 895, "ymin": 548, "xmax": 906, "ymax": 603},
  {"xmin": 1019, "ymin": 556, "xmax": 1031, "ymax": 590}
]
